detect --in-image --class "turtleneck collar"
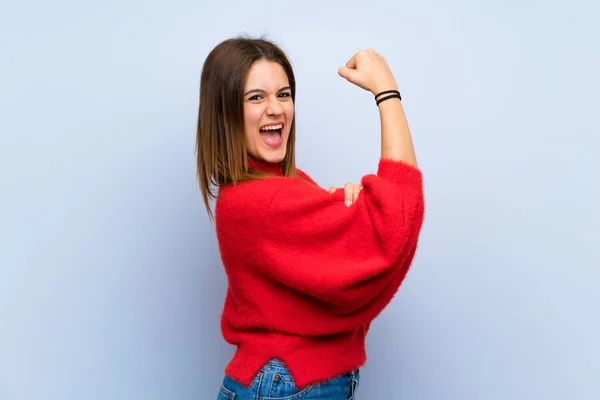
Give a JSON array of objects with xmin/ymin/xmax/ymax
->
[{"xmin": 248, "ymin": 157, "xmax": 284, "ymax": 176}]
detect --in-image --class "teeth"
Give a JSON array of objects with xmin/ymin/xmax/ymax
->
[{"xmin": 260, "ymin": 124, "xmax": 283, "ymax": 131}]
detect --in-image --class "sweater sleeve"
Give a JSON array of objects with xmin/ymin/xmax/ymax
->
[{"xmin": 254, "ymin": 158, "xmax": 424, "ymax": 315}]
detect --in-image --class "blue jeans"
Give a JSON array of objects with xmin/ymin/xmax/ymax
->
[{"xmin": 217, "ymin": 358, "xmax": 360, "ymax": 400}]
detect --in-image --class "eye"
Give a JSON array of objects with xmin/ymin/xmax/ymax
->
[
  {"xmin": 278, "ymin": 92, "xmax": 291, "ymax": 98},
  {"xmin": 249, "ymin": 95, "xmax": 263, "ymax": 101}
]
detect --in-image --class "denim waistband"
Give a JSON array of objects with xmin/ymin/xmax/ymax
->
[
  {"xmin": 265, "ymin": 358, "xmax": 287, "ymax": 367},
  {"xmin": 262, "ymin": 358, "xmax": 360, "ymax": 376}
]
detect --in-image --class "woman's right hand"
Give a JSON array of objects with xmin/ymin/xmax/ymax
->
[
  {"xmin": 328, "ymin": 183, "xmax": 363, "ymax": 207},
  {"xmin": 338, "ymin": 48, "xmax": 398, "ymax": 96}
]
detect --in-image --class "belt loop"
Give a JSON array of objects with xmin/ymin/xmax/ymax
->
[{"xmin": 346, "ymin": 369, "xmax": 359, "ymax": 400}]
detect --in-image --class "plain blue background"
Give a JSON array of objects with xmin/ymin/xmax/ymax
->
[{"xmin": 1, "ymin": 0, "xmax": 598, "ymax": 399}]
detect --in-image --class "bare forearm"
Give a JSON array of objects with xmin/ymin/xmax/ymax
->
[
  {"xmin": 379, "ymin": 98, "xmax": 418, "ymax": 167},
  {"xmin": 337, "ymin": 48, "xmax": 418, "ymax": 167}
]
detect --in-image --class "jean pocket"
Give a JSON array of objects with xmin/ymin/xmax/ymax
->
[
  {"xmin": 217, "ymin": 384, "xmax": 235, "ymax": 400},
  {"xmin": 261, "ymin": 372, "xmax": 314, "ymax": 400}
]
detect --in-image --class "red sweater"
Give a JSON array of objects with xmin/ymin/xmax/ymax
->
[{"xmin": 214, "ymin": 157, "xmax": 425, "ymax": 388}]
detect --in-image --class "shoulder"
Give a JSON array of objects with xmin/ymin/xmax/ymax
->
[
  {"xmin": 296, "ymin": 167, "xmax": 321, "ymax": 189},
  {"xmin": 216, "ymin": 175, "xmax": 321, "ymax": 215},
  {"xmin": 218, "ymin": 167, "xmax": 320, "ymax": 200},
  {"xmin": 215, "ymin": 176, "xmax": 328, "ymax": 237}
]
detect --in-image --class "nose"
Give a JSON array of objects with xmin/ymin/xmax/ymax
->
[{"xmin": 266, "ymin": 95, "xmax": 284, "ymax": 116}]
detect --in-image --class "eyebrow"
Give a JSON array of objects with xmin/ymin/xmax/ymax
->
[{"xmin": 244, "ymin": 86, "xmax": 292, "ymax": 96}]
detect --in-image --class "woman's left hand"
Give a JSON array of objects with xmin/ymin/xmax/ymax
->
[{"xmin": 329, "ymin": 182, "xmax": 363, "ymax": 207}]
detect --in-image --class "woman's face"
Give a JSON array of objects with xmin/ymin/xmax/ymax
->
[{"xmin": 243, "ymin": 59, "xmax": 294, "ymax": 164}]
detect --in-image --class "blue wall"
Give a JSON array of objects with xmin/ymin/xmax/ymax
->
[{"xmin": 1, "ymin": 0, "xmax": 598, "ymax": 398}]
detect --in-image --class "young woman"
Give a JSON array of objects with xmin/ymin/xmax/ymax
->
[{"xmin": 196, "ymin": 37, "xmax": 424, "ymax": 400}]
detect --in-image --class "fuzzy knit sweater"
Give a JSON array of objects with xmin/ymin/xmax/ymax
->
[{"xmin": 214, "ymin": 157, "xmax": 425, "ymax": 388}]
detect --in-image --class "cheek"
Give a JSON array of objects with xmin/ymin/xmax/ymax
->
[
  {"xmin": 244, "ymin": 105, "xmax": 262, "ymax": 128},
  {"xmin": 286, "ymin": 103, "xmax": 295, "ymax": 122}
]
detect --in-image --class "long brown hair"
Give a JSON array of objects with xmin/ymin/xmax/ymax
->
[{"xmin": 196, "ymin": 36, "xmax": 298, "ymax": 222}]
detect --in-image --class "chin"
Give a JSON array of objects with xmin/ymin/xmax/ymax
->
[
  {"xmin": 260, "ymin": 149, "xmax": 286, "ymax": 164},
  {"xmin": 256, "ymin": 139, "xmax": 287, "ymax": 163}
]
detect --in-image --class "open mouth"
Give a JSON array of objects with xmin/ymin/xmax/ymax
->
[{"xmin": 259, "ymin": 123, "xmax": 284, "ymax": 147}]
